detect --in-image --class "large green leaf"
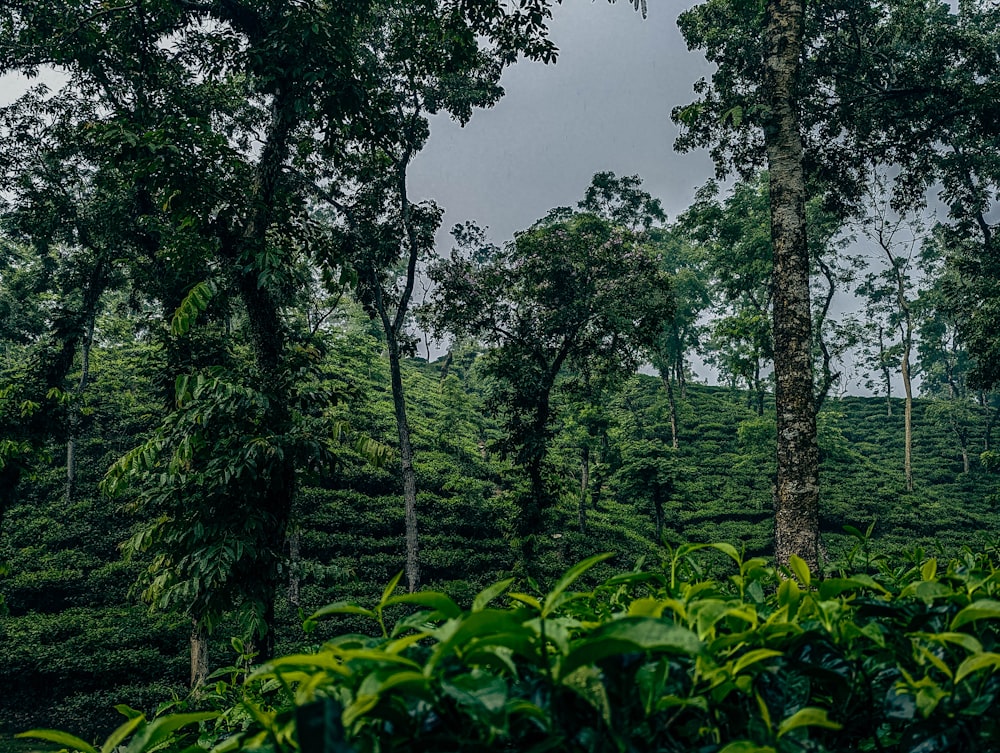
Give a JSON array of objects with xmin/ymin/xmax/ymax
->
[
  {"xmin": 542, "ymin": 552, "xmax": 614, "ymax": 617},
  {"xmin": 951, "ymin": 600, "xmax": 1000, "ymax": 630},
  {"xmin": 15, "ymin": 730, "xmax": 99, "ymax": 753},
  {"xmin": 560, "ymin": 617, "xmax": 701, "ymax": 678}
]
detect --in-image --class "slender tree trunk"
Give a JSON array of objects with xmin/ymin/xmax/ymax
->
[
  {"xmin": 190, "ymin": 621, "xmax": 209, "ymax": 689},
  {"xmin": 764, "ymin": 0, "xmax": 820, "ymax": 569},
  {"xmin": 65, "ymin": 315, "xmax": 96, "ymax": 505},
  {"xmin": 578, "ymin": 446, "xmax": 590, "ymax": 534},
  {"xmin": 662, "ymin": 373, "xmax": 679, "ymax": 449},
  {"xmin": 901, "ymin": 327, "xmax": 914, "ymax": 492},
  {"xmin": 879, "ymin": 325, "xmax": 892, "ymax": 417},
  {"xmin": 985, "ymin": 397, "xmax": 997, "ymax": 452},
  {"xmin": 287, "ymin": 528, "xmax": 300, "ymax": 607},
  {"xmin": 962, "ymin": 445, "xmax": 970, "ymax": 475},
  {"xmin": 387, "ymin": 337, "xmax": 421, "ymax": 592},
  {"xmin": 653, "ymin": 488, "xmax": 664, "ymax": 543}
]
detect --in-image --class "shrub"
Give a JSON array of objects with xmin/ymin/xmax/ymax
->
[{"xmin": 19, "ymin": 545, "xmax": 1000, "ymax": 752}]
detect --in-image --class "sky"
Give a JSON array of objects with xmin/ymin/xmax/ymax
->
[
  {"xmin": 409, "ymin": 1, "xmax": 715, "ymax": 245},
  {"xmin": 0, "ymin": 3, "xmax": 897, "ymax": 394}
]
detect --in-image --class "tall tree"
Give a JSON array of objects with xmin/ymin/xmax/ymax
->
[
  {"xmin": 427, "ymin": 189, "xmax": 671, "ymax": 569},
  {"xmin": 0, "ymin": 0, "xmax": 575, "ymax": 661},
  {"xmin": 855, "ymin": 195, "xmax": 923, "ymax": 492}
]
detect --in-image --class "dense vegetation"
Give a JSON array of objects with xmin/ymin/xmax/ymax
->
[
  {"xmin": 2, "ymin": 0, "xmax": 1000, "ymax": 750},
  {"xmin": 2, "ymin": 327, "xmax": 999, "ymax": 742}
]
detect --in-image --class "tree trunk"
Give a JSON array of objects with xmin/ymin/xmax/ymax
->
[
  {"xmin": 65, "ymin": 315, "xmax": 95, "ymax": 505},
  {"xmin": 653, "ymin": 488, "xmax": 664, "ymax": 543},
  {"xmin": 878, "ymin": 326, "xmax": 892, "ymax": 416},
  {"xmin": 962, "ymin": 446, "xmax": 970, "ymax": 475},
  {"xmin": 901, "ymin": 329, "xmax": 914, "ymax": 492},
  {"xmin": 287, "ymin": 528, "xmax": 300, "ymax": 607},
  {"xmin": 387, "ymin": 337, "xmax": 421, "ymax": 593},
  {"xmin": 190, "ymin": 620, "xmax": 209, "ymax": 689},
  {"xmin": 578, "ymin": 446, "xmax": 590, "ymax": 534},
  {"xmin": 764, "ymin": 0, "xmax": 820, "ymax": 569},
  {"xmin": 662, "ymin": 373, "xmax": 680, "ymax": 449}
]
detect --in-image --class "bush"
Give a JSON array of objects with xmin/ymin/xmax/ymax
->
[{"xmin": 21, "ymin": 545, "xmax": 1000, "ymax": 753}]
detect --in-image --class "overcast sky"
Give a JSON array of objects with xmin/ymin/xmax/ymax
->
[
  {"xmin": 409, "ymin": 1, "xmax": 714, "ymax": 245},
  {"xmin": 0, "ymin": 3, "xmax": 897, "ymax": 393}
]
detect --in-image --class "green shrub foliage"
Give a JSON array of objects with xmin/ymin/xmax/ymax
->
[{"xmin": 21, "ymin": 546, "xmax": 1000, "ymax": 753}]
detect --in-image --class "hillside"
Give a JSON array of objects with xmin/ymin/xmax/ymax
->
[{"xmin": 2, "ymin": 334, "xmax": 998, "ymax": 742}]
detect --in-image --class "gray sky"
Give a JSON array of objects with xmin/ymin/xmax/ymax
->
[
  {"xmin": 409, "ymin": 1, "xmax": 715, "ymax": 245},
  {"xmin": 0, "ymin": 4, "xmax": 900, "ymax": 394}
]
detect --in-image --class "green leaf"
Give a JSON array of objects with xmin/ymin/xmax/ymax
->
[
  {"xmin": 124, "ymin": 712, "xmax": 217, "ymax": 753},
  {"xmin": 718, "ymin": 743, "xmax": 776, "ymax": 753},
  {"xmin": 379, "ymin": 571, "xmax": 404, "ymax": 609},
  {"xmin": 951, "ymin": 600, "xmax": 1000, "ymax": 630},
  {"xmin": 16, "ymin": 730, "xmax": 99, "ymax": 753},
  {"xmin": 309, "ymin": 602, "xmax": 377, "ymax": 621},
  {"xmin": 472, "ymin": 578, "xmax": 514, "ymax": 612},
  {"xmin": 787, "ymin": 555, "xmax": 810, "ymax": 587},
  {"xmin": 777, "ymin": 707, "xmax": 841, "ymax": 738},
  {"xmin": 102, "ymin": 714, "xmax": 146, "ymax": 753},
  {"xmin": 921, "ymin": 558, "xmax": 938, "ymax": 581},
  {"xmin": 732, "ymin": 648, "xmax": 783, "ymax": 675},
  {"xmin": 384, "ymin": 591, "xmax": 461, "ymax": 619},
  {"xmin": 955, "ymin": 652, "xmax": 1000, "ymax": 683},
  {"xmin": 561, "ymin": 666, "xmax": 611, "ymax": 726},
  {"xmin": 560, "ymin": 617, "xmax": 701, "ymax": 678},
  {"xmin": 542, "ymin": 552, "xmax": 614, "ymax": 617}
]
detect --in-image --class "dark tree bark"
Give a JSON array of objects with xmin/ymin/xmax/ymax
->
[
  {"xmin": 764, "ymin": 0, "xmax": 820, "ymax": 569},
  {"xmin": 190, "ymin": 620, "xmax": 209, "ymax": 689}
]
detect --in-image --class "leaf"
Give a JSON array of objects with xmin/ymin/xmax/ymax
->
[
  {"xmin": 732, "ymin": 648, "xmax": 783, "ymax": 675},
  {"xmin": 560, "ymin": 617, "xmax": 701, "ymax": 678},
  {"xmin": 309, "ymin": 602, "xmax": 377, "ymax": 621},
  {"xmin": 955, "ymin": 652, "xmax": 1000, "ymax": 684},
  {"xmin": 788, "ymin": 555, "xmax": 810, "ymax": 587},
  {"xmin": 384, "ymin": 591, "xmax": 461, "ymax": 619},
  {"xmin": 718, "ymin": 743, "xmax": 776, "ymax": 753},
  {"xmin": 379, "ymin": 571, "xmax": 404, "ymax": 609},
  {"xmin": 101, "ymin": 714, "xmax": 146, "ymax": 753},
  {"xmin": 921, "ymin": 558, "xmax": 938, "ymax": 581},
  {"xmin": 776, "ymin": 707, "xmax": 841, "ymax": 737},
  {"xmin": 951, "ymin": 600, "xmax": 1000, "ymax": 630},
  {"xmin": 709, "ymin": 542, "xmax": 742, "ymax": 568},
  {"xmin": 542, "ymin": 552, "xmax": 614, "ymax": 617},
  {"xmin": 561, "ymin": 666, "xmax": 611, "ymax": 726},
  {"xmin": 15, "ymin": 730, "xmax": 99, "ymax": 753},
  {"xmin": 472, "ymin": 578, "xmax": 514, "ymax": 612},
  {"xmin": 124, "ymin": 712, "xmax": 218, "ymax": 753}
]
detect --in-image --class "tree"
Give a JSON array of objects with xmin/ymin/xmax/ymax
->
[
  {"xmin": 646, "ymin": 227, "xmax": 710, "ymax": 448},
  {"xmin": 855, "ymin": 194, "xmax": 924, "ymax": 492},
  {"xmin": 0, "ymin": 0, "xmax": 581, "ymax": 662},
  {"xmin": 427, "ymin": 187, "xmax": 671, "ymax": 568}
]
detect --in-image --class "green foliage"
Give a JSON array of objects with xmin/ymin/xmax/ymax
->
[{"xmin": 29, "ymin": 547, "xmax": 1000, "ymax": 752}]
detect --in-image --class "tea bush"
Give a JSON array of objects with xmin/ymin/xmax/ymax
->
[{"xmin": 21, "ymin": 544, "xmax": 1000, "ymax": 753}]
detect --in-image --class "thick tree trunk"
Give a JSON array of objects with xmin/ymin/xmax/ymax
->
[
  {"xmin": 764, "ymin": 0, "xmax": 820, "ymax": 569},
  {"xmin": 387, "ymin": 337, "xmax": 421, "ymax": 593},
  {"xmin": 190, "ymin": 620, "xmax": 209, "ymax": 689},
  {"xmin": 579, "ymin": 446, "xmax": 590, "ymax": 534}
]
